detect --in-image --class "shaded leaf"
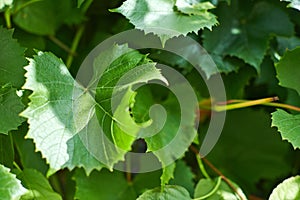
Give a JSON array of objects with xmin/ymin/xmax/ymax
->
[
  {"xmin": 0, "ymin": 133, "xmax": 14, "ymax": 168},
  {"xmin": 0, "ymin": 27, "xmax": 26, "ymax": 88},
  {"xmin": 272, "ymin": 109, "xmax": 300, "ymax": 149},
  {"xmin": 18, "ymin": 169, "xmax": 62, "ymax": 200},
  {"xmin": 275, "ymin": 47, "xmax": 300, "ymax": 95},
  {"xmin": 203, "ymin": 0, "xmax": 294, "ymax": 73},
  {"xmin": 0, "ymin": 84, "xmax": 25, "ymax": 134}
]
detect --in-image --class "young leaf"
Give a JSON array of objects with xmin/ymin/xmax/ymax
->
[
  {"xmin": 194, "ymin": 177, "xmax": 247, "ymax": 200},
  {"xmin": 0, "ymin": 85, "xmax": 25, "ymax": 134},
  {"xmin": 269, "ymin": 176, "xmax": 300, "ymax": 200},
  {"xmin": 272, "ymin": 109, "xmax": 300, "ymax": 149},
  {"xmin": 17, "ymin": 169, "xmax": 62, "ymax": 200},
  {"xmin": 275, "ymin": 47, "xmax": 300, "ymax": 95},
  {"xmin": 137, "ymin": 185, "xmax": 192, "ymax": 200},
  {"xmin": 111, "ymin": 0, "xmax": 217, "ymax": 45},
  {"xmin": 160, "ymin": 162, "xmax": 176, "ymax": 186},
  {"xmin": 203, "ymin": 1, "xmax": 294, "ymax": 73},
  {"xmin": 0, "ymin": 164, "xmax": 28, "ymax": 200},
  {"xmin": 0, "ymin": 27, "xmax": 26, "ymax": 88}
]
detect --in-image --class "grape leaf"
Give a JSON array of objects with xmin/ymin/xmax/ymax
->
[
  {"xmin": 111, "ymin": 0, "xmax": 217, "ymax": 45},
  {"xmin": 272, "ymin": 109, "xmax": 300, "ymax": 149},
  {"xmin": 21, "ymin": 51, "xmax": 92, "ymax": 175},
  {"xmin": 0, "ymin": 84, "xmax": 25, "ymax": 134},
  {"xmin": 170, "ymin": 160, "xmax": 195, "ymax": 196},
  {"xmin": 13, "ymin": 0, "xmax": 80, "ymax": 35},
  {"xmin": 74, "ymin": 169, "xmax": 137, "ymax": 200},
  {"xmin": 161, "ymin": 162, "xmax": 176, "ymax": 186},
  {"xmin": 0, "ymin": 133, "xmax": 14, "ymax": 168},
  {"xmin": 275, "ymin": 47, "xmax": 300, "ymax": 95},
  {"xmin": 205, "ymin": 109, "xmax": 293, "ymax": 192},
  {"xmin": 194, "ymin": 177, "xmax": 247, "ymax": 200},
  {"xmin": 175, "ymin": 1, "xmax": 215, "ymax": 15},
  {"xmin": 13, "ymin": 124, "xmax": 49, "ymax": 175},
  {"xmin": 269, "ymin": 176, "xmax": 300, "ymax": 200},
  {"xmin": 77, "ymin": 0, "xmax": 85, "ymax": 8},
  {"xmin": 137, "ymin": 185, "xmax": 192, "ymax": 200},
  {"xmin": 0, "ymin": 164, "xmax": 27, "ymax": 200},
  {"xmin": 203, "ymin": 0, "xmax": 294, "ymax": 73},
  {"xmin": 282, "ymin": 0, "xmax": 300, "ymax": 11},
  {"xmin": 0, "ymin": 27, "xmax": 26, "ymax": 88},
  {"xmin": 17, "ymin": 169, "xmax": 62, "ymax": 200}
]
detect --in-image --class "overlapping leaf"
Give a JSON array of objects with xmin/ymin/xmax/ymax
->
[
  {"xmin": 272, "ymin": 109, "xmax": 300, "ymax": 149},
  {"xmin": 18, "ymin": 169, "xmax": 62, "ymax": 200},
  {"xmin": 111, "ymin": 0, "xmax": 217, "ymax": 45},
  {"xmin": 0, "ymin": 27, "xmax": 26, "ymax": 88},
  {"xmin": 0, "ymin": 85, "xmax": 25, "ymax": 134},
  {"xmin": 137, "ymin": 185, "xmax": 192, "ymax": 200},
  {"xmin": 275, "ymin": 47, "xmax": 300, "ymax": 95},
  {"xmin": 0, "ymin": 164, "xmax": 27, "ymax": 200},
  {"xmin": 282, "ymin": 0, "xmax": 300, "ymax": 11},
  {"xmin": 203, "ymin": 0, "xmax": 294, "ymax": 73}
]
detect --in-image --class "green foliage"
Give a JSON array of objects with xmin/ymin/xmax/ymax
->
[
  {"xmin": 0, "ymin": 0, "xmax": 300, "ymax": 199},
  {"xmin": 0, "ymin": 164, "xmax": 27, "ymax": 199},
  {"xmin": 111, "ymin": 0, "xmax": 217, "ymax": 45},
  {"xmin": 269, "ymin": 176, "xmax": 300, "ymax": 200}
]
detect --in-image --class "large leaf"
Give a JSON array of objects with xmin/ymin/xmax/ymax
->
[
  {"xmin": 269, "ymin": 176, "xmax": 300, "ymax": 200},
  {"xmin": 275, "ymin": 47, "xmax": 300, "ymax": 95},
  {"xmin": 272, "ymin": 109, "xmax": 300, "ymax": 149},
  {"xmin": 0, "ymin": 27, "xmax": 26, "ymax": 88},
  {"xmin": 205, "ymin": 109, "xmax": 293, "ymax": 192},
  {"xmin": 111, "ymin": 0, "xmax": 217, "ymax": 45},
  {"xmin": 21, "ymin": 51, "xmax": 91, "ymax": 174},
  {"xmin": 0, "ymin": 84, "xmax": 25, "ymax": 134},
  {"xmin": 0, "ymin": 164, "xmax": 27, "ymax": 200},
  {"xmin": 194, "ymin": 177, "xmax": 247, "ymax": 200},
  {"xmin": 203, "ymin": 0, "xmax": 294, "ymax": 73},
  {"xmin": 17, "ymin": 169, "xmax": 62, "ymax": 200},
  {"xmin": 137, "ymin": 185, "xmax": 192, "ymax": 200},
  {"xmin": 21, "ymin": 44, "xmax": 168, "ymax": 175},
  {"xmin": 13, "ymin": 0, "xmax": 81, "ymax": 35}
]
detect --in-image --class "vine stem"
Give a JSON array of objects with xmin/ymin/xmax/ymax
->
[
  {"xmin": 4, "ymin": 8, "xmax": 12, "ymax": 29},
  {"xmin": 190, "ymin": 146, "xmax": 246, "ymax": 200},
  {"xmin": 48, "ymin": 35, "xmax": 75, "ymax": 55},
  {"xmin": 66, "ymin": 25, "xmax": 85, "ymax": 68},
  {"xmin": 196, "ymin": 154, "xmax": 210, "ymax": 179}
]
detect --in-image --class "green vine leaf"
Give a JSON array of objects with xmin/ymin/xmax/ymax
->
[
  {"xmin": 137, "ymin": 185, "xmax": 192, "ymax": 200},
  {"xmin": 194, "ymin": 177, "xmax": 247, "ymax": 200},
  {"xmin": 272, "ymin": 109, "xmax": 300, "ymax": 149},
  {"xmin": 0, "ymin": 164, "xmax": 28, "ymax": 200},
  {"xmin": 18, "ymin": 169, "xmax": 62, "ymax": 200},
  {"xmin": 0, "ymin": 0, "xmax": 13, "ymax": 9},
  {"xmin": 110, "ymin": 0, "xmax": 217, "ymax": 45},
  {"xmin": 21, "ymin": 51, "xmax": 93, "ymax": 175},
  {"xmin": 0, "ymin": 27, "xmax": 27, "ymax": 88},
  {"xmin": 203, "ymin": 0, "xmax": 294, "ymax": 73},
  {"xmin": 269, "ymin": 176, "xmax": 300, "ymax": 200},
  {"xmin": 0, "ymin": 85, "xmax": 25, "ymax": 134},
  {"xmin": 0, "ymin": 133, "xmax": 14, "ymax": 168},
  {"xmin": 275, "ymin": 47, "xmax": 300, "ymax": 95},
  {"xmin": 161, "ymin": 162, "xmax": 176, "ymax": 186}
]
